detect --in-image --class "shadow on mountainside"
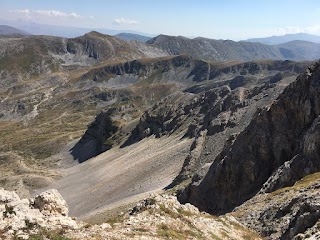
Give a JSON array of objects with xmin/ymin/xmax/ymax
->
[{"xmin": 70, "ymin": 109, "xmax": 118, "ymax": 163}]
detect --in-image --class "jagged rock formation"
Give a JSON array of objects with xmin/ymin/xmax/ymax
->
[
  {"xmin": 179, "ymin": 62, "xmax": 320, "ymax": 239},
  {"xmin": 69, "ymin": 59, "xmax": 308, "ymax": 163},
  {"xmin": 120, "ymin": 61, "xmax": 305, "ymax": 182},
  {"xmin": 1, "ymin": 29, "xmax": 320, "ymax": 240}
]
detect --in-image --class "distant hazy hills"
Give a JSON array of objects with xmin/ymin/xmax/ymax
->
[
  {"xmin": 0, "ymin": 20, "xmax": 152, "ymax": 38},
  {"xmin": 278, "ymin": 40, "xmax": 320, "ymax": 60},
  {"xmin": 115, "ymin": 33, "xmax": 151, "ymax": 42},
  {"xmin": 0, "ymin": 25, "xmax": 30, "ymax": 37},
  {"xmin": 246, "ymin": 33, "xmax": 320, "ymax": 45}
]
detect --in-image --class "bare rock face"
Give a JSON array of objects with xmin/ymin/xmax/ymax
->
[
  {"xmin": 123, "ymin": 65, "xmax": 299, "ymax": 183},
  {"xmin": 179, "ymin": 62, "xmax": 320, "ymax": 238},
  {"xmin": 234, "ymin": 173, "xmax": 320, "ymax": 240}
]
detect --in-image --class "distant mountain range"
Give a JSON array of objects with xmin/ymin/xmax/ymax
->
[
  {"xmin": 246, "ymin": 33, "xmax": 320, "ymax": 45},
  {"xmin": 0, "ymin": 23, "xmax": 320, "ymax": 64},
  {"xmin": 115, "ymin": 33, "xmax": 151, "ymax": 42},
  {"xmin": 0, "ymin": 25, "xmax": 30, "ymax": 37},
  {"xmin": 0, "ymin": 20, "xmax": 153, "ymax": 38},
  {"xmin": 2, "ymin": 19, "xmax": 320, "ymax": 47},
  {"xmin": 0, "ymin": 22, "xmax": 152, "ymax": 42},
  {"xmin": 147, "ymin": 34, "xmax": 320, "ymax": 61},
  {"xmin": 0, "ymin": 31, "xmax": 319, "ymax": 76}
]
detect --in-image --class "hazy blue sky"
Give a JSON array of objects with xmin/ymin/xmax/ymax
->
[{"xmin": 1, "ymin": 0, "xmax": 320, "ymax": 40}]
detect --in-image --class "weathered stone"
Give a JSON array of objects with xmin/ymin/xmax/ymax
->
[
  {"xmin": 0, "ymin": 188, "xmax": 20, "ymax": 203},
  {"xmin": 32, "ymin": 189, "xmax": 69, "ymax": 216},
  {"xmin": 0, "ymin": 188, "xmax": 80, "ymax": 239}
]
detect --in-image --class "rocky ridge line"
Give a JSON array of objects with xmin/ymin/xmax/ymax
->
[{"xmin": 0, "ymin": 188, "xmax": 261, "ymax": 239}]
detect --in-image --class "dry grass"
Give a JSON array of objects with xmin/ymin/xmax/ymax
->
[{"xmin": 269, "ymin": 171, "xmax": 320, "ymax": 197}]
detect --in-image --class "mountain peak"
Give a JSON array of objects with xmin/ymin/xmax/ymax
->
[
  {"xmin": 85, "ymin": 31, "xmax": 109, "ymax": 38},
  {"xmin": 0, "ymin": 25, "xmax": 30, "ymax": 37}
]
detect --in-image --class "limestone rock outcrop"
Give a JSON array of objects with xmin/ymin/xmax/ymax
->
[
  {"xmin": 66, "ymin": 194, "xmax": 262, "ymax": 240},
  {"xmin": 0, "ymin": 188, "xmax": 80, "ymax": 239},
  {"xmin": 0, "ymin": 188, "xmax": 260, "ymax": 239},
  {"xmin": 179, "ymin": 62, "xmax": 320, "ymax": 238},
  {"xmin": 234, "ymin": 172, "xmax": 320, "ymax": 240}
]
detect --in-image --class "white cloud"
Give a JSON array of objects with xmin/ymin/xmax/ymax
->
[
  {"xmin": 35, "ymin": 10, "xmax": 80, "ymax": 18},
  {"xmin": 9, "ymin": 9, "xmax": 80, "ymax": 19},
  {"xmin": 113, "ymin": 17, "xmax": 138, "ymax": 25},
  {"xmin": 275, "ymin": 25, "xmax": 320, "ymax": 35},
  {"xmin": 10, "ymin": 9, "xmax": 30, "ymax": 15}
]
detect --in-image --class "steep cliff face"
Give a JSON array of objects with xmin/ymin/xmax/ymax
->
[
  {"xmin": 179, "ymin": 62, "xmax": 320, "ymax": 216},
  {"xmin": 82, "ymin": 56, "xmax": 309, "ymax": 89}
]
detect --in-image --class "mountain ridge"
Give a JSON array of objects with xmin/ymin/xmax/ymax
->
[
  {"xmin": 246, "ymin": 32, "xmax": 320, "ymax": 45},
  {"xmin": 0, "ymin": 24, "xmax": 30, "ymax": 37},
  {"xmin": 147, "ymin": 34, "xmax": 320, "ymax": 61},
  {"xmin": 115, "ymin": 32, "xmax": 151, "ymax": 42}
]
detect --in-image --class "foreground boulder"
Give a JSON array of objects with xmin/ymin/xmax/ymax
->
[
  {"xmin": 32, "ymin": 189, "xmax": 69, "ymax": 216},
  {"xmin": 0, "ymin": 188, "xmax": 80, "ymax": 239}
]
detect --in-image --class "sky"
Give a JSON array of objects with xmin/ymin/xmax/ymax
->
[{"xmin": 1, "ymin": 0, "xmax": 320, "ymax": 40}]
